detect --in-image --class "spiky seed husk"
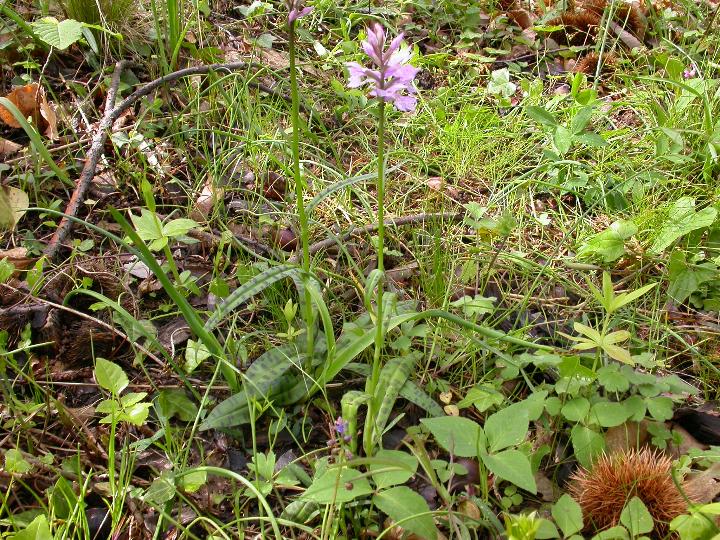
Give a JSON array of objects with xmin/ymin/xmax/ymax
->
[{"xmin": 569, "ymin": 448, "xmax": 691, "ymax": 536}]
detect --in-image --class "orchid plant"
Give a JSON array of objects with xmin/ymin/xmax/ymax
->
[
  {"xmin": 286, "ymin": 0, "xmax": 316, "ymax": 359},
  {"xmin": 346, "ymin": 23, "xmax": 419, "ymax": 455}
]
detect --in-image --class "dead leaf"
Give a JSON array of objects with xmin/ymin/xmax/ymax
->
[
  {"xmin": 0, "ymin": 83, "xmax": 58, "ymax": 139},
  {"xmin": 535, "ymin": 471, "xmax": 556, "ymax": 501},
  {"xmin": 40, "ymin": 97, "xmax": 58, "ymax": 140},
  {"xmin": 605, "ymin": 421, "xmax": 649, "ymax": 452},
  {"xmin": 667, "ymin": 424, "xmax": 707, "ymax": 458},
  {"xmin": 0, "ymin": 186, "xmax": 29, "ymax": 230},
  {"xmin": 0, "ymin": 83, "xmax": 41, "ymax": 128},
  {"xmin": 685, "ymin": 462, "xmax": 720, "ymax": 503},
  {"xmin": 190, "ymin": 177, "xmax": 224, "ymax": 222},
  {"xmin": 0, "ymin": 137, "xmax": 21, "ymax": 156},
  {"xmin": 508, "ymin": 9, "xmax": 535, "ymax": 29},
  {"xmin": 0, "ymin": 247, "xmax": 36, "ymax": 274}
]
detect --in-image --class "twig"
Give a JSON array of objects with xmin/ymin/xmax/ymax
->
[
  {"xmin": 289, "ymin": 211, "xmax": 465, "ymax": 263},
  {"xmin": 43, "ymin": 61, "xmax": 261, "ymax": 260},
  {"xmin": 45, "ymin": 60, "xmax": 128, "ymax": 260}
]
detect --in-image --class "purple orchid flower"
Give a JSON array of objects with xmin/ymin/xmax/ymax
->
[
  {"xmin": 334, "ymin": 416, "xmax": 349, "ymax": 436},
  {"xmin": 346, "ymin": 23, "xmax": 420, "ymax": 112},
  {"xmin": 286, "ymin": 0, "xmax": 312, "ymax": 23},
  {"xmin": 683, "ymin": 65, "xmax": 697, "ymax": 79}
]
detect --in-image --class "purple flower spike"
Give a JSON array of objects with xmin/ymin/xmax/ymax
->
[
  {"xmin": 346, "ymin": 23, "xmax": 420, "ymax": 112},
  {"xmin": 286, "ymin": 0, "xmax": 312, "ymax": 23},
  {"xmin": 334, "ymin": 416, "xmax": 349, "ymax": 436}
]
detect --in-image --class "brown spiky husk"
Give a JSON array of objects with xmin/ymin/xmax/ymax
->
[
  {"xmin": 569, "ymin": 448, "xmax": 692, "ymax": 536},
  {"xmin": 547, "ymin": 10, "xmax": 602, "ymax": 45},
  {"xmin": 546, "ymin": 0, "xmax": 646, "ymax": 44},
  {"xmin": 574, "ymin": 51, "xmax": 618, "ymax": 75}
]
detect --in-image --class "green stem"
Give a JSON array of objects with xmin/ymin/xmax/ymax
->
[
  {"xmin": 288, "ymin": 22, "xmax": 315, "ymax": 362},
  {"xmin": 364, "ymin": 101, "xmax": 387, "ymax": 456}
]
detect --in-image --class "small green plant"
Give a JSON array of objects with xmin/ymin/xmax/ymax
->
[{"xmin": 560, "ymin": 272, "xmax": 657, "ymax": 365}]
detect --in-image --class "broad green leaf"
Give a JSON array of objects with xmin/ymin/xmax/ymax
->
[
  {"xmin": 577, "ymin": 220, "xmax": 638, "ymax": 263},
  {"xmin": 571, "ymin": 105, "xmax": 595, "ymax": 134},
  {"xmin": 481, "ymin": 449, "xmax": 536, "ymax": 493},
  {"xmin": 369, "ymin": 450, "xmax": 418, "ymax": 489},
  {"xmin": 506, "ymin": 390, "xmax": 548, "ymax": 421},
  {"xmin": 571, "ymin": 425, "xmax": 605, "ymax": 469},
  {"xmin": 162, "ymin": 218, "xmax": 198, "ymax": 238},
  {"xmin": 458, "ymin": 384, "xmax": 504, "ymax": 412},
  {"xmin": 485, "ymin": 406, "xmax": 528, "ymax": 452},
  {"xmin": 9, "ymin": 514, "xmax": 53, "ymax": 540},
  {"xmin": 123, "ymin": 402, "xmax": 151, "ymax": 425},
  {"xmin": 4, "ymin": 449, "xmax": 32, "ymax": 474},
  {"xmin": 205, "ymin": 264, "xmax": 301, "ymax": 331},
  {"xmin": 526, "ymin": 105, "xmax": 558, "ymax": 126},
  {"xmin": 603, "ymin": 344, "xmax": 634, "ymax": 365},
  {"xmin": 591, "ymin": 526, "xmax": 629, "ymax": 540},
  {"xmin": 650, "ymin": 197, "xmax": 718, "ymax": 254},
  {"xmin": 573, "ymin": 322, "xmax": 603, "ymax": 344},
  {"xmin": 589, "ymin": 401, "xmax": 632, "ymax": 427},
  {"xmin": 130, "ymin": 208, "xmax": 164, "ymax": 243},
  {"xmin": 155, "ymin": 389, "xmax": 198, "ymax": 422},
  {"xmin": 32, "ymin": 17, "xmax": 83, "ymax": 50},
  {"xmin": 421, "ymin": 416, "xmax": 484, "ymax": 457},
  {"xmin": 562, "ymin": 397, "xmax": 590, "ymax": 422},
  {"xmin": 620, "ymin": 496, "xmax": 654, "ymax": 536},
  {"xmin": 373, "ymin": 486, "xmax": 439, "ymax": 540},
  {"xmin": 597, "ymin": 365, "xmax": 631, "ymax": 393},
  {"xmin": 554, "ymin": 125, "xmax": 573, "ymax": 155},
  {"xmin": 300, "ymin": 468, "xmax": 372, "ymax": 504},
  {"xmin": 144, "ymin": 471, "xmax": 176, "ymax": 505},
  {"xmin": 184, "ymin": 339, "xmax": 212, "ymax": 373},
  {"xmin": 670, "ymin": 513, "xmax": 715, "ymax": 540},
  {"xmin": 645, "ymin": 396, "xmax": 673, "ymax": 421},
  {"xmin": 623, "ymin": 395, "xmax": 646, "ymax": 422},
  {"xmin": 94, "ymin": 358, "xmax": 128, "ymax": 395},
  {"xmin": 177, "ymin": 469, "xmax": 207, "ymax": 493},
  {"xmin": 667, "ymin": 250, "xmax": 717, "ymax": 303},
  {"xmin": 374, "ymin": 356, "xmax": 414, "ymax": 436},
  {"xmin": 552, "ymin": 494, "xmax": 584, "ymax": 537}
]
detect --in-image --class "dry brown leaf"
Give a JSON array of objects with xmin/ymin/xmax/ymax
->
[
  {"xmin": 40, "ymin": 97, "xmax": 58, "ymax": 140},
  {"xmin": 0, "ymin": 185, "xmax": 29, "ymax": 230},
  {"xmin": 0, "ymin": 83, "xmax": 41, "ymax": 128},
  {"xmin": 604, "ymin": 421, "xmax": 649, "ymax": 452},
  {"xmin": 190, "ymin": 178, "xmax": 224, "ymax": 222},
  {"xmin": 0, "ymin": 137, "xmax": 22, "ymax": 156},
  {"xmin": 668, "ymin": 424, "xmax": 707, "ymax": 458},
  {"xmin": 0, "ymin": 83, "xmax": 58, "ymax": 139},
  {"xmin": 685, "ymin": 463, "xmax": 720, "ymax": 503},
  {"xmin": 0, "ymin": 247, "xmax": 36, "ymax": 273},
  {"xmin": 535, "ymin": 471, "xmax": 556, "ymax": 501}
]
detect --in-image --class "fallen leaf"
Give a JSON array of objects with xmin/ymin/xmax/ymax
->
[
  {"xmin": 39, "ymin": 96, "xmax": 58, "ymax": 140},
  {"xmin": 685, "ymin": 463, "xmax": 720, "ymax": 503},
  {"xmin": 0, "ymin": 247, "xmax": 35, "ymax": 273},
  {"xmin": 0, "ymin": 137, "xmax": 22, "ymax": 156},
  {"xmin": 605, "ymin": 421, "xmax": 649, "ymax": 452},
  {"xmin": 0, "ymin": 83, "xmax": 58, "ymax": 139},
  {"xmin": 191, "ymin": 178, "xmax": 224, "ymax": 222},
  {"xmin": 0, "ymin": 186, "xmax": 29, "ymax": 230},
  {"xmin": 0, "ymin": 83, "xmax": 41, "ymax": 128}
]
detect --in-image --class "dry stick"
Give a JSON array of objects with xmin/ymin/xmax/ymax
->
[
  {"xmin": 288, "ymin": 211, "xmax": 465, "ymax": 263},
  {"xmin": 45, "ymin": 60, "xmax": 128, "ymax": 260},
  {"xmin": 44, "ymin": 60, "xmax": 267, "ymax": 260}
]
